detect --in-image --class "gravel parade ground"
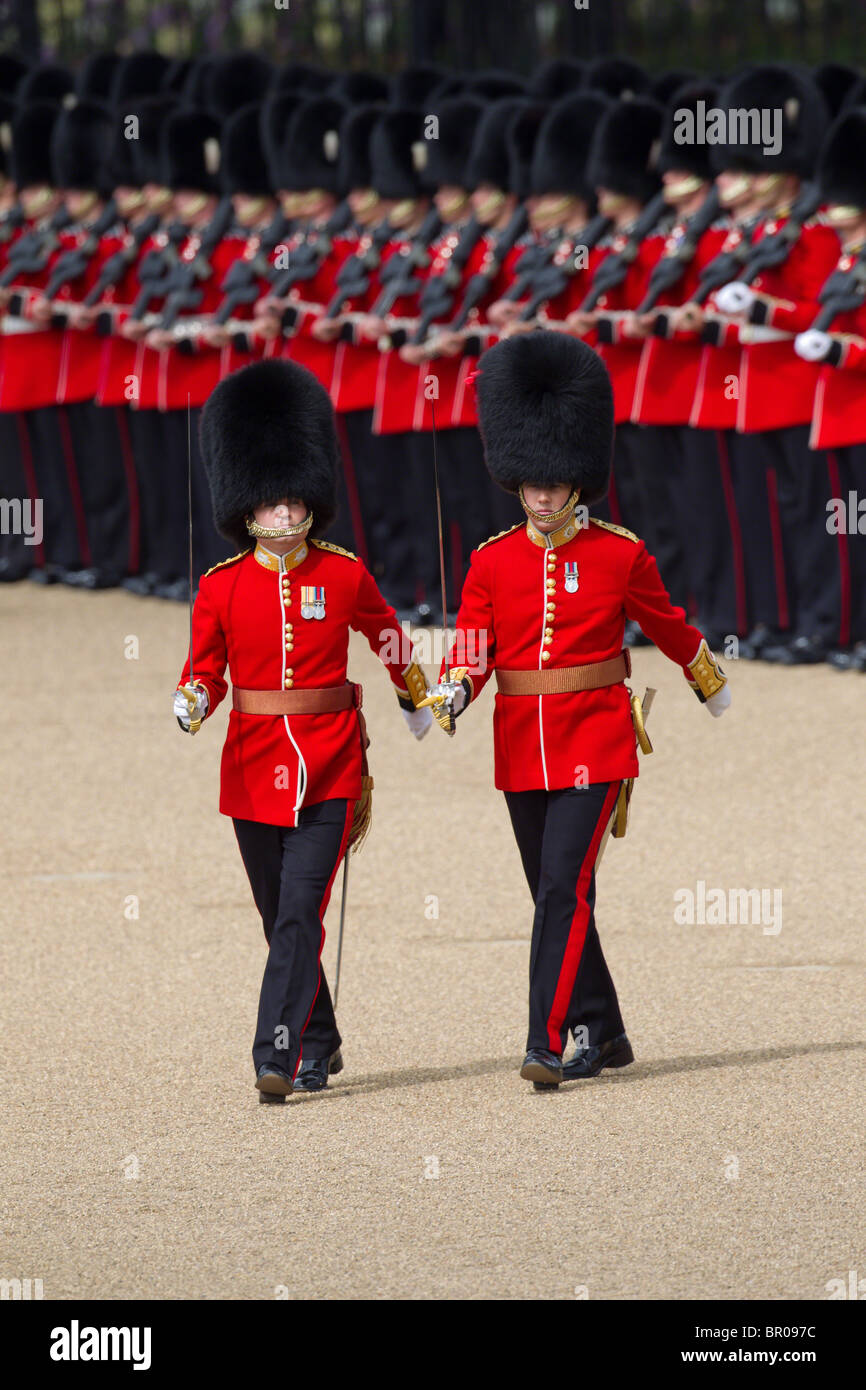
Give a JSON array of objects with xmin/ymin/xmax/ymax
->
[{"xmin": 1, "ymin": 583, "xmax": 863, "ymax": 1301}]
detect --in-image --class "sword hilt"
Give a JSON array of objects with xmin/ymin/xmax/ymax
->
[{"xmin": 178, "ymin": 683, "xmax": 203, "ymax": 735}]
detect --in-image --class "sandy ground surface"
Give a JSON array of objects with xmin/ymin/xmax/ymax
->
[{"xmin": 1, "ymin": 582, "xmax": 863, "ymax": 1301}]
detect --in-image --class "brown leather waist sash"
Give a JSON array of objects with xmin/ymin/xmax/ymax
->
[
  {"xmin": 232, "ymin": 684, "xmax": 356, "ymax": 715},
  {"xmin": 495, "ymin": 650, "xmax": 630, "ymax": 696}
]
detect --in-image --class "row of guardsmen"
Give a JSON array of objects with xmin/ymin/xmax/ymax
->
[{"xmin": 1, "ymin": 50, "xmax": 866, "ymax": 670}]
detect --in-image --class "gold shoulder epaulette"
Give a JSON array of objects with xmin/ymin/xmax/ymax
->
[
  {"xmin": 311, "ymin": 539, "xmax": 358, "ymax": 561},
  {"xmin": 203, "ymin": 548, "xmax": 252, "ymax": 577},
  {"xmin": 477, "ymin": 523, "xmax": 522, "ymax": 551},
  {"xmin": 590, "ymin": 518, "xmax": 640, "ymax": 544}
]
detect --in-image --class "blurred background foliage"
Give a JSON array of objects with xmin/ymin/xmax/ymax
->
[{"xmin": 0, "ymin": 0, "xmax": 863, "ymax": 71}]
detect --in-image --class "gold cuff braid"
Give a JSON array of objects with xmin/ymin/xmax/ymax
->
[
  {"xmin": 687, "ymin": 639, "xmax": 727, "ymax": 699},
  {"xmin": 402, "ymin": 660, "xmax": 428, "ymax": 709}
]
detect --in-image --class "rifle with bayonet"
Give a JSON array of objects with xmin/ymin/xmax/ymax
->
[
  {"xmin": 446, "ymin": 202, "xmax": 529, "ymax": 335},
  {"xmin": 40, "ymin": 198, "xmax": 120, "ymax": 325},
  {"xmin": 633, "ymin": 187, "xmax": 722, "ymax": 330},
  {"xmin": 266, "ymin": 200, "xmax": 352, "ymax": 306},
  {"xmin": 405, "ymin": 214, "xmax": 484, "ymax": 349},
  {"xmin": 150, "ymin": 197, "xmax": 234, "ymax": 351},
  {"xmin": 517, "ymin": 210, "xmax": 613, "ymax": 322},
  {"xmin": 578, "ymin": 191, "xmax": 669, "ymax": 322},
  {"xmin": 0, "ymin": 206, "xmax": 74, "ymax": 308}
]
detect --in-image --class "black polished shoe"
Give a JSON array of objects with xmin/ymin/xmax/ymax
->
[
  {"xmin": 763, "ymin": 633, "xmax": 829, "ymax": 666},
  {"xmin": 61, "ymin": 566, "xmax": 122, "ymax": 590},
  {"xmin": 153, "ymin": 577, "xmax": 190, "ymax": 602},
  {"xmin": 738, "ymin": 623, "xmax": 779, "ymax": 660},
  {"xmin": 255, "ymin": 1063, "xmax": 293, "ymax": 1103},
  {"xmin": 27, "ymin": 564, "xmax": 63, "ymax": 585},
  {"xmin": 0, "ymin": 557, "xmax": 31, "ymax": 582},
  {"xmin": 293, "ymin": 1047, "xmax": 343, "ymax": 1093},
  {"xmin": 826, "ymin": 640, "xmax": 866, "ymax": 672},
  {"xmin": 520, "ymin": 1048, "xmax": 563, "ymax": 1089},
  {"xmin": 122, "ymin": 572, "xmax": 157, "ymax": 596},
  {"xmin": 562, "ymin": 1033, "xmax": 634, "ymax": 1081}
]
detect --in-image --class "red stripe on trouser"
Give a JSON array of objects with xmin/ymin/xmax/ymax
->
[
  {"xmin": 291, "ymin": 798, "xmax": 355, "ymax": 1081},
  {"xmin": 715, "ymin": 431, "xmax": 748, "ymax": 636},
  {"xmin": 546, "ymin": 782, "xmax": 621, "ymax": 1053},
  {"xmin": 826, "ymin": 451, "xmax": 851, "ymax": 649},
  {"xmin": 57, "ymin": 406, "xmax": 92, "ymax": 567},
  {"xmin": 765, "ymin": 467, "xmax": 789, "ymax": 631},
  {"xmin": 14, "ymin": 413, "xmax": 45, "ymax": 568}
]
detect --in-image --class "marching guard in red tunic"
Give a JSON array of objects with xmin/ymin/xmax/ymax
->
[
  {"xmin": 427, "ymin": 332, "xmax": 731, "ymax": 1089},
  {"xmin": 173, "ymin": 359, "xmax": 431, "ymax": 1101}
]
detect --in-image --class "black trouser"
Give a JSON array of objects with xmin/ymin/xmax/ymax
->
[
  {"xmin": 0, "ymin": 412, "xmax": 37, "ymax": 578},
  {"xmin": 627, "ymin": 424, "xmax": 690, "ymax": 611},
  {"xmin": 726, "ymin": 424, "xmax": 839, "ymax": 639},
  {"xmin": 829, "ymin": 444, "xmax": 866, "ymax": 647},
  {"xmin": 504, "ymin": 783, "xmax": 625, "ymax": 1056},
  {"xmin": 680, "ymin": 428, "xmax": 746, "ymax": 638},
  {"xmin": 233, "ymin": 799, "xmax": 352, "ymax": 1078},
  {"xmin": 64, "ymin": 401, "xmax": 131, "ymax": 579},
  {"xmin": 23, "ymin": 405, "xmax": 86, "ymax": 571}
]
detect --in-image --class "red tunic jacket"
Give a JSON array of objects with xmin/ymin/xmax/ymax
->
[
  {"xmin": 445, "ymin": 518, "xmax": 706, "ymax": 791},
  {"xmin": 177, "ymin": 539, "xmax": 420, "ymax": 827}
]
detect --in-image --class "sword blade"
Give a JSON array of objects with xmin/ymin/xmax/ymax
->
[
  {"xmin": 430, "ymin": 397, "xmax": 450, "ymax": 682},
  {"xmin": 187, "ymin": 393, "xmax": 194, "ymax": 686}
]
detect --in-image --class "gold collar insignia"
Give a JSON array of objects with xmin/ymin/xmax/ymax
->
[{"xmin": 253, "ymin": 541, "xmax": 309, "ymax": 573}]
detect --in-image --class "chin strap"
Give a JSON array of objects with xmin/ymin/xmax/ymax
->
[
  {"xmin": 245, "ymin": 510, "xmax": 314, "ymax": 540},
  {"xmin": 518, "ymin": 487, "xmax": 581, "ymax": 526}
]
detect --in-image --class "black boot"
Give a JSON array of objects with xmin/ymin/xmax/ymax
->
[
  {"xmin": 562, "ymin": 1033, "xmax": 634, "ymax": 1081},
  {"xmin": 520, "ymin": 1048, "xmax": 563, "ymax": 1089},
  {"xmin": 255, "ymin": 1063, "xmax": 293, "ymax": 1103},
  {"xmin": 293, "ymin": 1047, "xmax": 343, "ymax": 1093}
]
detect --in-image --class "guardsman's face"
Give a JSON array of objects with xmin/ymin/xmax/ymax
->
[
  {"xmin": 715, "ymin": 170, "xmax": 754, "ymax": 211},
  {"xmin": 20, "ymin": 184, "xmax": 59, "ymax": 218},
  {"xmin": 348, "ymin": 188, "xmax": 382, "ymax": 225},
  {"xmin": 825, "ymin": 203, "xmax": 866, "ymax": 235},
  {"xmin": 434, "ymin": 185, "xmax": 470, "ymax": 222},
  {"xmin": 523, "ymin": 483, "xmax": 572, "ymax": 530},
  {"xmin": 254, "ymin": 498, "xmax": 307, "ymax": 530}
]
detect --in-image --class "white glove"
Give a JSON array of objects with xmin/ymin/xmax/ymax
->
[
  {"xmin": 427, "ymin": 679, "xmax": 467, "ymax": 716},
  {"xmin": 173, "ymin": 684, "xmax": 208, "ymax": 731},
  {"xmin": 705, "ymin": 683, "xmax": 731, "ymax": 718},
  {"xmin": 714, "ymin": 281, "xmax": 756, "ymax": 317},
  {"xmin": 402, "ymin": 705, "xmax": 433, "ymax": 740},
  {"xmin": 794, "ymin": 329, "xmax": 833, "ymax": 362}
]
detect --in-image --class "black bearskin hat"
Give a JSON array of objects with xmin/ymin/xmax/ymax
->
[
  {"xmin": 656, "ymin": 80, "xmax": 720, "ymax": 182},
  {"xmin": 207, "ymin": 52, "xmax": 274, "ymax": 119},
  {"xmin": 390, "ymin": 64, "xmax": 450, "ymax": 107},
  {"xmin": 109, "ymin": 51, "xmax": 171, "ymax": 106},
  {"xmin": 0, "ymin": 94, "xmax": 16, "ymax": 179},
  {"xmin": 506, "ymin": 102, "xmax": 548, "ymax": 198},
  {"xmin": 221, "ymin": 102, "xmax": 271, "ymax": 196},
  {"xmin": 712, "ymin": 65, "xmax": 828, "ymax": 177},
  {"xmin": 464, "ymin": 98, "xmax": 526, "ymax": 190},
  {"xmin": 476, "ymin": 332, "xmax": 614, "ymax": 503},
  {"xmin": 424, "ymin": 96, "xmax": 484, "ymax": 187},
  {"xmin": 814, "ymin": 62, "xmax": 861, "ymax": 119},
  {"xmin": 127, "ymin": 94, "xmax": 178, "ymax": 185},
  {"xmin": 530, "ymin": 91, "xmax": 609, "ymax": 198},
  {"xmin": 0, "ymin": 53, "xmax": 28, "ymax": 98},
  {"xmin": 650, "ymin": 69, "xmax": 698, "ymax": 107},
  {"xmin": 584, "ymin": 57, "xmax": 648, "ymax": 100},
  {"xmin": 51, "ymin": 99, "xmax": 114, "ymax": 197},
  {"xmin": 273, "ymin": 63, "xmax": 331, "ymax": 96},
  {"xmin": 528, "ymin": 59, "xmax": 585, "ymax": 101},
  {"xmin": 282, "ymin": 96, "xmax": 344, "ymax": 193},
  {"xmin": 16, "ymin": 63, "xmax": 74, "ymax": 105},
  {"xmin": 181, "ymin": 56, "xmax": 218, "ymax": 110},
  {"xmin": 329, "ymin": 71, "xmax": 389, "ymax": 105},
  {"xmin": 463, "ymin": 71, "xmax": 526, "ymax": 100},
  {"xmin": 161, "ymin": 106, "xmax": 222, "ymax": 193},
  {"xmin": 337, "ymin": 102, "xmax": 385, "ymax": 192},
  {"xmin": 261, "ymin": 92, "xmax": 300, "ymax": 188},
  {"xmin": 200, "ymin": 360, "xmax": 339, "ymax": 550},
  {"xmin": 817, "ymin": 107, "xmax": 866, "ymax": 209},
  {"xmin": 587, "ymin": 97, "xmax": 663, "ymax": 204},
  {"xmin": 11, "ymin": 101, "xmax": 60, "ymax": 187},
  {"xmin": 75, "ymin": 53, "xmax": 121, "ymax": 103},
  {"xmin": 369, "ymin": 106, "xmax": 426, "ymax": 199}
]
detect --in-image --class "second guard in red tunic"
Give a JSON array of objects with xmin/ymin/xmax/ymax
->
[
  {"xmin": 174, "ymin": 359, "xmax": 431, "ymax": 1102},
  {"xmin": 427, "ymin": 332, "xmax": 731, "ymax": 1090}
]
